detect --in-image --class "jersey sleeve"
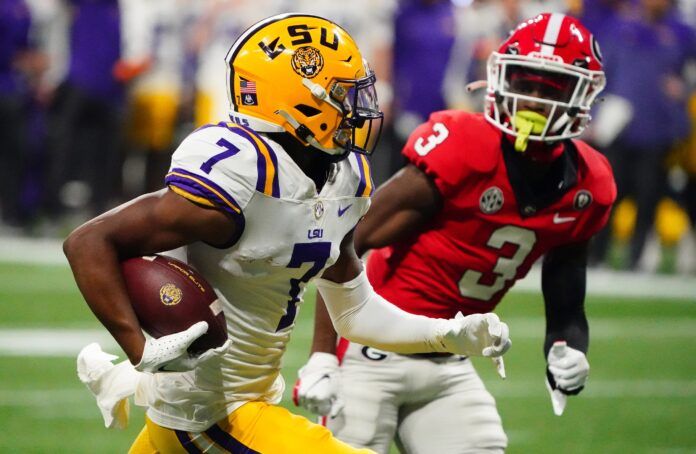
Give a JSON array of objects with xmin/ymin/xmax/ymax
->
[
  {"xmin": 401, "ymin": 111, "xmax": 499, "ymax": 198},
  {"xmin": 164, "ymin": 125, "xmax": 261, "ymax": 221},
  {"xmin": 348, "ymin": 152, "xmax": 375, "ymax": 218}
]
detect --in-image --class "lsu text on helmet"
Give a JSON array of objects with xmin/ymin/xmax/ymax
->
[
  {"xmin": 485, "ymin": 13, "xmax": 606, "ymax": 148},
  {"xmin": 225, "ymin": 13, "xmax": 383, "ymax": 156}
]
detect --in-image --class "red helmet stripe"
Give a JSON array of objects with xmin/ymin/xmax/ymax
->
[{"xmin": 540, "ymin": 13, "xmax": 565, "ymax": 55}]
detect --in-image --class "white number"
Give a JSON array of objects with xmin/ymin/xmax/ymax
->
[
  {"xmin": 458, "ymin": 226, "xmax": 537, "ymax": 301},
  {"xmin": 414, "ymin": 122, "xmax": 449, "ymax": 156}
]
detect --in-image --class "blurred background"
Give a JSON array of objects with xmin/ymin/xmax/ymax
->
[
  {"xmin": 0, "ymin": 0, "xmax": 695, "ymax": 452},
  {"xmin": 1, "ymin": 0, "xmax": 696, "ymax": 272}
]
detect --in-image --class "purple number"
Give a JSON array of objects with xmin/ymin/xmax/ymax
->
[
  {"xmin": 200, "ymin": 138, "xmax": 240, "ymax": 174},
  {"xmin": 276, "ymin": 242, "xmax": 332, "ymax": 331}
]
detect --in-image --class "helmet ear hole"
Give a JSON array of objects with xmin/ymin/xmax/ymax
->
[{"xmin": 294, "ymin": 104, "xmax": 323, "ymax": 117}]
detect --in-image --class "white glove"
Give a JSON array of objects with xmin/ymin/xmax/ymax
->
[
  {"xmin": 439, "ymin": 312, "xmax": 511, "ymax": 357},
  {"xmin": 135, "ymin": 321, "xmax": 226, "ymax": 372},
  {"xmin": 77, "ymin": 343, "xmax": 141, "ymax": 429},
  {"xmin": 293, "ymin": 352, "xmax": 343, "ymax": 417},
  {"xmin": 545, "ymin": 341, "xmax": 590, "ymax": 416}
]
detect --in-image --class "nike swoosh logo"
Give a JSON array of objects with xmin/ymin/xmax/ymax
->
[
  {"xmin": 553, "ymin": 213, "xmax": 577, "ymax": 224},
  {"xmin": 338, "ymin": 204, "xmax": 352, "ymax": 217}
]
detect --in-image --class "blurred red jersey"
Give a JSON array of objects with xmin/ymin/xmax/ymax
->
[{"xmin": 366, "ymin": 111, "xmax": 616, "ymax": 318}]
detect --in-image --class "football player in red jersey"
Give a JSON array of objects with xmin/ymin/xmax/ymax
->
[{"xmin": 294, "ymin": 13, "xmax": 616, "ymax": 454}]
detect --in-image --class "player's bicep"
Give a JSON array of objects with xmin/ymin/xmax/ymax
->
[
  {"xmin": 80, "ymin": 189, "xmax": 238, "ymax": 257},
  {"xmin": 355, "ymin": 164, "xmax": 441, "ymax": 255},
  {"xmin": 320, "ymin": 230, "xmax": 362, "ymax": 283}
]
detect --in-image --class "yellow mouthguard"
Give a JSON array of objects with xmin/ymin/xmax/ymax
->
[{"xmin": 512, "ymin": 110, "xmax": 548, "ymax": 152}]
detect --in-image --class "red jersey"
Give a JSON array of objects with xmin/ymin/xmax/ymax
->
[{"xmin": 366, "ymin": 111, "xmax": 617, "ymax": 318}]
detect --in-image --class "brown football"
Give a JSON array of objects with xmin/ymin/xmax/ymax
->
[{"xmin": 121, "ymin": 255, "xmax": 227, "ymax": 354}]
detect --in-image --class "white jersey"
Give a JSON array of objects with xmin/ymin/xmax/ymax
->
[{"xmin": 137, "ymin": 122, "xmax": 373, "ymax": 432}]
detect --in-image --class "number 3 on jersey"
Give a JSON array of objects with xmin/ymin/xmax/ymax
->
[
  {"xmin": 458, "ymin": 226, "xmax": 537, "ymax": 301},
  {"xmin": 414, "ymin": 122, "xmax": 449, "ymax": 156}
]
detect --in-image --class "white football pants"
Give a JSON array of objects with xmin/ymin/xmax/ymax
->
[{"xmin": 327, "ymin": 342, "xmax": 507, "ymax": 454}]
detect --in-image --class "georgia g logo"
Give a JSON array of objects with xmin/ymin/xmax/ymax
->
[
  {"xmin": 291, "ymin": 46, "xmax": 324, "ymax": 78},
  {"xmin": 160, "ymin": 283, "xmax": 183, "ymax": 306}
]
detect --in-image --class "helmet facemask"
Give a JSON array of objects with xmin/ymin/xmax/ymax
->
[
  {"xmin": 281, "ymin": 70, "xmax": 383, "ymax": 156},
  {"xmin": 485, "ymin": 53, "xmax": 606, "ymax": 151},
  {"xmin": 331, "ymin": 72, "xmax": 383, "ymax": 155}
]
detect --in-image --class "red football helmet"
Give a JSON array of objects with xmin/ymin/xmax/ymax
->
[{"xmin": 484, "ymin": 13, "xmax": 605, "ymax": 146}]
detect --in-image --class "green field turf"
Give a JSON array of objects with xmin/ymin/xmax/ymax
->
[{"xmin": 0, "ymin": 262, "xmax": 695, "ymax": 453}]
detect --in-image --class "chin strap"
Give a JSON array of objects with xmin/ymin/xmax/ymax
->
[
  {"xmin": 466, "ymin": 80, "xmax": 488, "ymax": 92},
  {"xmin": 512, "ymin": 110, "xmax": 548, "ymax": 152}
]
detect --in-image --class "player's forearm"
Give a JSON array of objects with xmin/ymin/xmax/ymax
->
[
  {"xmin": 541, "ymin": 246, "xmax": 589, "ymax": 356},
  {"xmin": 310, "ymin": 292, "xmax": 339, "ymax": 355},
  {"xmin": 64, "ymin": 224, "xmax": 146, "ymax": 364},
  {"xmin": 316, "ymin": 272, "xmax": 450, "ymax": 354}
]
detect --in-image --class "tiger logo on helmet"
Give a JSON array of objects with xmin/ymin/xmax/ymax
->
[
  {"xmin": 292, "ymin": 46, "xmax": 324, "ymax": 78},
  {"xmin": 225, "ymin": 14, "xmax": 383, "ymax": 156}
]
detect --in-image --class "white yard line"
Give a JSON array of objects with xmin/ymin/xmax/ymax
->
[
  {"xmin": 0, "ymin": 235, "xmax": 694, "ymax": 299},
  {"xmin": 487, "ymin": 379, "xmax": 696, "ymax": 398},
  {"xmin": 503, "ymin": 317, "xmax": 696, "ymax": 339},
  {"xmin": 0, "ymin": 319, "xmax": 693, "ymax": 358},
  {"xmin": 0, "ymin": 329, "xmax": 119, "ymax": 356},
  {"xmin": 513, "ymin": 267, "xmax": 696, "ymax": 301},
  {"xmin": 0, "ymin": 380, "xmax": 694, "ymax": 409},
  {"xmin": 0, "ymin": 389, "xmax": 87, "ymax": 406},
  {"xmin": 0, "ymin": 236, "xmax": 67, "ymax": 265}
]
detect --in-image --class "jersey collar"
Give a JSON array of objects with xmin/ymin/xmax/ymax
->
[{"xmin": 501, "ymin": 137, "xmax": 578, "ymax": 218}]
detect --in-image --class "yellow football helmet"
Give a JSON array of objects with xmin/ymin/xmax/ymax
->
[{"xmin": 225, "ymin": 14, "xmax": 383, "ymax": 156}]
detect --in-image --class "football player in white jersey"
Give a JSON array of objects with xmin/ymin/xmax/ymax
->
[{"xmin": 64, "ymin": 14, "xmax": 511, "ymax": 454}]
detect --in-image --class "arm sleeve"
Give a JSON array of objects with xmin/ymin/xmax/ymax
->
[
  {"xmin": 541, "ymin": 242, "xmax": 589, "ymax": 357},
  {"xmin": 315, "ymin": 272, "xmax": 451, "ymax": 354}
]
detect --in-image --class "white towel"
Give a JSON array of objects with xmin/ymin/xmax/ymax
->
[{"xmin": 77, "ymin": 343, "xmax": 142, "ymax": 429}]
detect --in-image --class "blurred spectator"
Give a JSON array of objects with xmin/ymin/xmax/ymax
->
[
  {"xmin": 0, "ymin": 0, "xmax": 34, "ymax": 229},
  {"xmin": 378, "ymin": 0, "xmax": 457, "ymax": 182},
  {"xmin": 190, "ymin": 0, "xmax": 286, "ymax": 127},
  {"xmin": 444, "ymin": 0, "xmax": 563, "ymax": 112},
  {"xmin": 120, "ymin": 0, "xmax": 193, "ymax": 194},
  {"xmin": 572, "ymin": 0, "xmax": 628, "ymax": 40},
  {"xmin": 590, "ymin": 0, "xmax": 696, "ymax": 269},
  {"xmin": 42, "ymin": 0, "xmax": 125, "ymax": 222}
]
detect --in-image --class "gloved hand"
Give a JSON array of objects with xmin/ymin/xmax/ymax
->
[
  {"xmin": 438, "ymin": 312, "xmax": 511, "ymax": 357},
  {"xmin": 545, "ymin": 341, "xmax": 589, "ymax": 416},
  {"xmin": 293, "ymin": 352, "xmax": 343, "ymax": 417},
  {"xmin": 135, "ymin": 322, "xmax": 228, "ymax": 372}
]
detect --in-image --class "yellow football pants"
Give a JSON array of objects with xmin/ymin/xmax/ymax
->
[{"xmin": 129, "ymin": 401, "xmax": 375, "ymax": 454}]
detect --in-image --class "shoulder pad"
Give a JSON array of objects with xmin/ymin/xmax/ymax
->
[
  {"xmin": 166, "ymin": 123, "xmax": 281, "ymax": 215},
  {"xmin": 402, "ymin": 111, "xmax": 502, "ymax": 196},
  {"xmin": 572, "ymin": 140, "xmax": 617, "ymax": 207},
  {"xmin": 347, "ymin": 152, "xmax": 375, "ymax": 198}
]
